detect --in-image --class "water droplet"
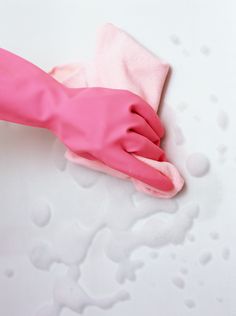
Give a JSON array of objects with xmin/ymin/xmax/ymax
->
[
  {"xmin": 29, "ymin": 241, "xmax": 56, "ymax": 270},
  {"xmin": 180, "ymin": 267, "xmax": 188, "ymax": 275},
  {"xmin": 186, "ymin": 153, "xmax": 210, "ymax": 177},
  {"xmin": 30, "ymin": 199, "xmax": 52, "ymax": 227},
  {"xmin": 222, "ymin": 247, "xmax": 230, "ymax": 260},
  {"xmin": 170, "ymin": 34, "xmax": 181, "ymax": 45},
  {"xmin": 193, "ymin": 115, "xmax": 201, "ymax": 122},
  {"xmin": 209, "ymin": 231, "xmax": 220, "ymax": 240},
  {"xmin": 199, "ymin": 251, "xmax": 212, "ymax": 266},
  {"xmin": 172, "ymin": 276, "xmax": 185, "ymax": 289},
  {"xmin": 209, "ymin": 94, "xmax": 218, "ymax": 103},
  {"xmin": 150, "ymin": 252, "xmax": 159, "ymax": 259},
  {"xmin": 177, "ymin": 102, "xmax": 188, "ymax": 112},
  {"xmin": 4, "ymin": 268, "xmax": 14, "ymax": 278},
  {"xmin": 200, "ymin": 45, "xmax": 210, "ymax": 56},
  {"xmin": 182, "ymin": 49, "xmax": 190, "ymax": 57},
  {"xmin": 217, "ymin": 110, "xmax": 229, "ymax": 130},
  {"xmin": 217, "ymin": 144, "xmax": 227, "ymax": 155},
  {"xmin": 184, "ymin": 298, "xmax": 195, "ymax": 309},
  {"xmin": 173, "ymin": 125, "xmax": 185, "ymax": 145}
]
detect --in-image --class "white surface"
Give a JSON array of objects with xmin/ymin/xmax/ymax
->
[{"xmin": 0, "ymin": 0, "xmax": 236, "ymax": 315}]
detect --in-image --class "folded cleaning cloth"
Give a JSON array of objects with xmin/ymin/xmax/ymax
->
[{"xmin": 49, "ymin": 23, "xmax": 184, "ymax": 198}]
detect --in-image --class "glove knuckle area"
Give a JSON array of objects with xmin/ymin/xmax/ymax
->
[
  {"xmin": 122, "ymin": 133, "xmax": 143, "ymax": 152},
  {"xmin": 128, "ymin": 114, "xmax": 145, "ymax": 130}
]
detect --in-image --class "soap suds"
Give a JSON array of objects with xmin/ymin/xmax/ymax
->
[
  {"xmin": 116, "ymin": 259, "xmax": 144, "ymax": 283},
  {"xmin": 53, "ymin": 277, "xmax": 130, "ymax": 314},
  {"xmin": 28, "ymin": 177, "xmax": 199, "ymax": 314},
  {"xmin": 52, "ymin": 222, "xmax": 104, "ymax": 266},
  {"xmin": 186, "ymin": 153, "xmax": 210, "ymax": 177},
  {"xmin": 30, "ymin": 199, "xmax": 52, "ymax": 227},
  {"xmin": 131, "ymin": 191, "xmax": 178, "ymax": 214},
  {"xmin": 105, "ymin": 203, "xmax": 199, "ymax": 283},
  {"xmin": 105, "ymin": 184, "xmax": 178, "ymax": 231}
]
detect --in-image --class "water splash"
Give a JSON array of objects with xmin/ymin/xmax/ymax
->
[
  {"xmin": 52, "ymin": 276, "xmax": 130, "ymax": 314},
  {"xmin": 105, "ymin": 203, "xmax": 199, "ymax": 283}
]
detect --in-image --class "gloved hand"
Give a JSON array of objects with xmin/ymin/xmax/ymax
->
[{"xmin": 0, "ymin": 48, "xmax": 173, "ymax": 191}]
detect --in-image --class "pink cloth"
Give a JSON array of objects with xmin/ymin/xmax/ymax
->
[{"xmin": 49, "ymin": 23, "xmax": 184, "ymax": 198}]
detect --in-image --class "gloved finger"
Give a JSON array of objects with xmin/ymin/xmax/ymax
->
[
  {"xmin": 130, "ymin": 114, "xmax": 160, "ymax": 144},
  {"xmin": 131, "ymin": 100, "xmax": 165, "ymax": 138},
  {"xmin": 101, "ymin": 148, "xmax": 173, "ymax": 191},
  {"xmin": 124, "ymin": 132, "xmax": 166, "ymax": 161}
]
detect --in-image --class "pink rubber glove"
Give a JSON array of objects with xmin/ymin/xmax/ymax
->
[
  {"xmin": 0, "ymin": 48, "xmax": 173, "ymax": 191},
  {"xmin": 49, "ymin": 23, "xmax": 185, "ymax": 198}
]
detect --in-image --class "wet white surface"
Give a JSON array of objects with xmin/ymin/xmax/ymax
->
[{"xmin": 0, "ymin": 0, "xmax": 236, "ymax": 315}]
